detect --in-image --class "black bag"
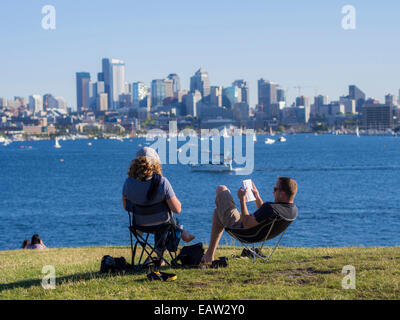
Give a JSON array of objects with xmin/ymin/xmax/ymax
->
[
  {"xmin": 100, "ymin": 255, "xmax": 130, "ymax": 273},
  {"xmin": 173, "ymin": 243, "xmax": 204, "ymax": 267}
]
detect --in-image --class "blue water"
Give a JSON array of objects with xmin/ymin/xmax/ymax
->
[{"xmin": 1, "ymin": 134, "xmax": 399, "ymax": 250}]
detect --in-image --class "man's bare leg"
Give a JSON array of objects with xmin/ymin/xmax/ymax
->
[{"xmin": 202, "ymin": 186, "xmax": 227, "ymax": 263}]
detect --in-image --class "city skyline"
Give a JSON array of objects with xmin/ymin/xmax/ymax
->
[{"xmin": 1, "ymin": 1, "xmax": 400, "ymax": 107}]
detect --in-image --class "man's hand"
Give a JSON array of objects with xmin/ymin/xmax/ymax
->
[
  {"xmin": 252, "ymin": 182, "xmax": 264, "ymax": 209},
  {"xmin": 237, "ymin": 188, "xmax": 247, "ymax": 203},
  {"xmin": 251, "ymin": 182, "xmax": 260, "ymax": 199}
]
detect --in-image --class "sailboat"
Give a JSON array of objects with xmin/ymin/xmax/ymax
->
[
  {"xmin": 269, "ymin": 127, "xmax": 275, "ymax": 136},
  {"xmin": 222, "ymin": 126, "xmax": 230, "ymax": 138},
  {"xmin": 54, "ymin": 138, "xmax": 61, "ymax": 149},
  {"xmin": 356, "ymin": 126, "xmax": 360, "ymax": 138}
]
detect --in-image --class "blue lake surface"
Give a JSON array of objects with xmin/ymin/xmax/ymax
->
[{"xmin": 0, "ymin": 134, "xmax": 399, "ymax": 250}]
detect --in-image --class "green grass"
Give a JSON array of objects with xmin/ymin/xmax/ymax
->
[{"xmin": 0, "ymin": 246, "xmax": 399, "ymax": 300}]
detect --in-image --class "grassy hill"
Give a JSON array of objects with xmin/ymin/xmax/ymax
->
[{"xmin": 0, "ymin": 246, "xmax": 399, "ymax": 300}]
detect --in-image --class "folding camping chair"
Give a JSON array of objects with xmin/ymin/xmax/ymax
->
[
  {"xmin": 126, "ymin": 200, "xmax": 179, "ymax": 271},
  {"xmin": 225, "ymin": 215, "xmax": 294, "ymax": 263}
]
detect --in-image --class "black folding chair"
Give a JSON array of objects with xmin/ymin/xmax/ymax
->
[
  {"xmin": 225, "ymin": 216, "xmax": 294, "ymax": 263},
  {"xmin": 126, "ymin": 200, "xmax": 179, "ymax": 271}
]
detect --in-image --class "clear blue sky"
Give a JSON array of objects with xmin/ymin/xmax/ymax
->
[{"xmin": 1, "ymin": 0, "xmax": 400, "ymax": 108}]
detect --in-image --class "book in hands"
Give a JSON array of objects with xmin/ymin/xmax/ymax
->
[{"xmin": 241, "ymin": 179, "xmax": 256, "ymax": 202}]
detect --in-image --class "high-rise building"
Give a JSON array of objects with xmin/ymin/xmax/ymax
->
[
  {"xmin": 385, "ymin": 94, "xmax": 396, "ymax": 107},
  {"xmin": 101, "ymin": 58, "xmax": 126, "ymax": 109},
  {"xmin": 258, "ymin": 79, "xmax": 278, "ymax": 109},
  {"xmin": 109, "ymin": 59, "xmax": 126, "ymax": 109},
  {"xmin": 277, "ymin": 87, "xmax": 286, "ymax": 104},
  {"xmin": 132, "ymin": 82, "xmax": 149, "ymax": 107},
  {"xmin": 223, "ymin": 86, "xmax": 241, "ymax": 108},
  {"xmin": 151, "ymin": 79, "xmax": 166, "ymax": 107},
  {"xmin": 76, "ymin": 72, "xmax": 91, "ymax": 111},
  {"xmin": 102, "ymin": 58, "xmax": 111, "ymax": 107},
  {"xmin": 164, "ymin": 78, "xmax": 174, "ymax": 100},
  {"xmin": 43, "ymin": 94, "xmax": 59, "ymax": 110},
  {"xmin": 190, "ymin": 68, "xmax": 210, "ymax": 98},
  {"xmin": 210, "ymin": 86, "xmax": 223, "ymax": 107},
  {"xmin": 233, "ymin": 80, "xmax": 249, "ymax": 105},
  {"xmin": 313, "ymin": 95, "xmax": 329, "ymax": 115},
  {"xmin": 97, "ymin": 93, "xmax": 108, "ymax": 111},
  {"xmin": 0, "ymin": 97, "xmax": 8, "ymax": 107},
  {"xmin": 29, "ymin": 95, "xmax": 43, "ymax": 113},
  {"xmin": 349, "ymin": 85, "xmax": 366, "ymax": 113},
  {"xmin": 339, "ymin": 97, "xmax": 356, "ymax": 114},
  {"xmin": 167, "ymin": 74, "xmax": 181, "ymax": 97},
  {"xmin": 184, "ymin": 90, "xmax": 202, "ymax": 117},
  {"xmin": 56, "ymin": 97, "xmax": 67, "ymax": 110}
]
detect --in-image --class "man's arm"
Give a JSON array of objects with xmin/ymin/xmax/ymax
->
[
  {"xmin": 237, "ymin": 188, "xmax": 259, "ymax": 229},
  {"xmin": 252, "ymin": 182, "xmax": 263, "ymax": 209}
]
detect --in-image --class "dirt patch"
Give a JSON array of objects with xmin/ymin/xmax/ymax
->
[{"xmin": 278, "ymin": 267, "xmax": 335, "ymax": 278}]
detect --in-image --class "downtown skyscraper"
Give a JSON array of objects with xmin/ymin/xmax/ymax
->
[
  {"xmin": 76, "ymin": 72, "xmax": 91, "ymax": 111},
  {"xmin": 101, "ymin": 58, "xmax": 126, "ymax": 110}
]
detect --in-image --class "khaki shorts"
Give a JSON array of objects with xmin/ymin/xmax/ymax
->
[{"xmin": 213, "ymin": 189, "xmax": 242, "ymax": 229}]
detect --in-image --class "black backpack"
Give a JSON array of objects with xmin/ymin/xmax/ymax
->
[
  {"xmin": 173, "ymin": 243, "xmax": 204, "ymax": 267},
  {"xmin": 100, "ymin": 255, "xmax": 130, "ymax": 274}
]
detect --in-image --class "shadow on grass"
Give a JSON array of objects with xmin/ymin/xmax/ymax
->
[{"xmin": 0, "ymin": 267, "xmax": 171, "ymax": 293}]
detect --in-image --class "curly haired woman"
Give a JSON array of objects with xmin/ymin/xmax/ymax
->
[{"xmin": 122, "ymin": 147, "xmax": 195, "ymax": 257}]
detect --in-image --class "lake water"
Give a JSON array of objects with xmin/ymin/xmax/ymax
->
[{"xmin": 0, "ymin": 134, "xmax": 399, "ymax": 250}]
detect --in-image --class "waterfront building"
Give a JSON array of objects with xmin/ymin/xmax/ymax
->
[
  {"xmin": 76, "ymin": 72, "xmax": 91, "ymax": 111},
  {"xmin": 233, "ymin": 102, "xmax": 250, "ymax": 121},
  {"xmin": 362, "ymin": 103, "xmax": 393, "ymax": 129}
]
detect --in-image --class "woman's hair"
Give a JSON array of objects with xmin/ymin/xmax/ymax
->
[
  {"xmin": 31, "ymin": 234, "xmax": 41, "ymax": 245},
  {"xmin": 21, "ymin": 240, "xmax": 30, "ymax": 249},
  {"xmin": 128, "ymin": 156, "xmax": 163, "ymax": 180}
]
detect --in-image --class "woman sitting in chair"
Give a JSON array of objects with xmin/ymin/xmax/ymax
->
[{"xmin": 122, "ymin": 147, "xmax": 195, "ymax": 256}]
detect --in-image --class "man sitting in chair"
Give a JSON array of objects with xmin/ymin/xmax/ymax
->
[{"xmin": 202, "ymin": 177, "xmax": 298, "ymax": 263}]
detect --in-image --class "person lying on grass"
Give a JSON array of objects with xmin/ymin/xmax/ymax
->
[{"xmin": 202, "ymin": 177, "xmax": 298, "ymax": 263}]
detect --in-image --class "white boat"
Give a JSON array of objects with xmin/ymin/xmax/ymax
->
[
  {"xmin": 265, "ymin": 138, "xmax": 276, "ymax": 145},
  {"xmin": 278, "ymin": 136, "xmax": 287, "ymax": 142},
  {"xmin": 190, "ymin": 160, "xmax": 234, "ymax": 172},
  {"xmin": 54, "ymin": 138, "xmax": 61, "ymax": 149},
  {"xmin": 253, "ymin": 134, "xmax": 257, "ymax": 142}
]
